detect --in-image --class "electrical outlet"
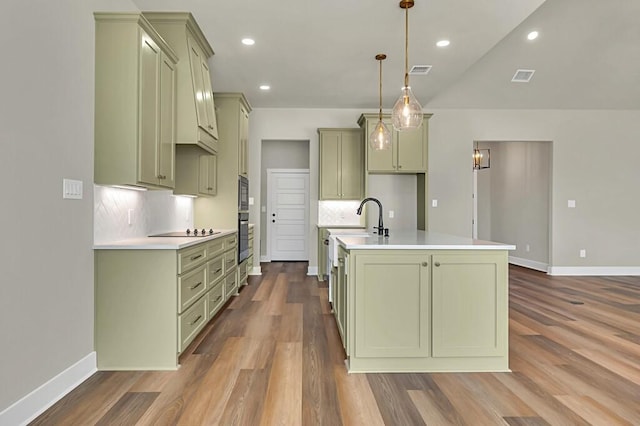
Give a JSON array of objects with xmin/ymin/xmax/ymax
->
[
  {"xmin": 432, "ymin": 199, "xmax": 438, "ymax": 207},
  {"xmin": 525, "ymin": 244, "xmax": 530, "ymax": 252},
  {"xmin": 579, "ymin": 249, "xmax": 586, "ymax": 258},
  {"xmin": 389, "ymin": 210, "xmax": 394, "ymax": 218},
  {"xmin": 568, "ymin": 200, "xmax": 576, "ymax": 208}
]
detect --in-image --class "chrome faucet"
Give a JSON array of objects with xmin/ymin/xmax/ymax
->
[{"xmin": 356, "ymin": 197, "xmax": 388, "ymax": 237}]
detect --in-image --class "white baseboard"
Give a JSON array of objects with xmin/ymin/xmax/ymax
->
[
  {"xmin": 260, "ymin": 256, "xmax": 269, "ymax": 263},
  {"xmin": 0, "ymin": 352, "xmax": 97, "ymax": 426},
  {"xmin": 249, "ymin": 266, "xmax": 262, "ymax": 275},
  {"xmin": 307, "ymin": 266, "xmax": 318, "ymax": 276},
  {"xmin": 509, "ymin": 256, "xmax": 549, "ymax": 273},
  {"xmin": 548, "ymin": 266, "xmax": 640, "ymax": 276}
]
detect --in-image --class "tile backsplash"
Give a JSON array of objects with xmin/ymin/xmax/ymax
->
[
  {"xmin": 318, "ymin": 200, "xmax": 363, "ymax": 226},
  {"xmin": 94, "ymin": 185, "xmax": 193, "ymax": 243}
]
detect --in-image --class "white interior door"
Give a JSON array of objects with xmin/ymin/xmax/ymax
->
[{"xmin": 267, "ymin": 169, "xmax": 309, "ymax": 261}]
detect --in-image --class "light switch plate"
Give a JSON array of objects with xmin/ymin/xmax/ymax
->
[
  {"xmin": 63, "ymin": 179, "xmax": 83, "ymax": 200},
  {"xmin": 432, "ymin": 199, "xmax": 438, "ymax": 207},
  {"xmin": 568, "ymin": 200, "xmax": 576, "ymax": 208},
  {"xmin": 249, "ymin": 197, "xmax": 254, "ymax": 205}
]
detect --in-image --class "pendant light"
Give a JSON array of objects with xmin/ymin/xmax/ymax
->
[
  {"xmin": 371, "ymin": 54, "xmax": 392, "ymax": 150},
  {"xmin": 391, "ymin": 0, "xmax": 423, "ymax": 131},
  {"xmin": 473, "ymin": 142, "xmax": 491, "ymax": 170}
]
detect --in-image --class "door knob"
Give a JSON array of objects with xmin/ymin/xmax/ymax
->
[
  {"xmin": 272, "ymin": 213, "xmax": 275, "ymax": 217},
  {"xmin": 272, "ymin": 220, "xmax": 275, "ymax": 223}
]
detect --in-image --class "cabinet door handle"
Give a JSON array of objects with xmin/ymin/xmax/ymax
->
[
  {"xmin": 189, "ymin": 281, "xmax": 203, "ymax": 290},
  {"xmin": 190, "ymin": 254, "xmax": 203, "ymax": 261},
  {"xmin": 338, "ymin": 258, "xmax": 344, "ymax": 264},
  {"xmin": 324, "ymin": 239, "xmax": 329, "ymax": 245},
  {"xmin": 214, "ymin": 295, "xmax": 222, "ymax": 303},
  {"xmin": 398, "ymin": 165, "xmax": 402, "ymax": 169},
  {"xmin": 435, "ymin": 262, "xmax": 441, "ymax": 267},
  {"xmin": 215, "ymin": 268, "xmax": 222, "ymax": 273},
  {"xmin": 421, "ymin": 262, "xmax": 428, "ymax": 267},
  {"xmin": 189, "ymin": 314, "xmax": 203, "ymax": 325},
  {"xmin": 208, "ymin": 125, "xmax": 214, "ymax": 130}
]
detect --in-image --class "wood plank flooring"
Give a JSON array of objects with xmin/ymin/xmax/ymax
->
[{"xmin": 31, "ymin": 263, "xmax": 640, "ymax": 425}]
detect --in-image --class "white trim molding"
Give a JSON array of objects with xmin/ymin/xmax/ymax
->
[
  {"xmin": 509, "ymin": 256, "xmax": 549, "ymax": 273},
  {"xmin": 548, "ymin": 266, "xmax": 640, "ymax": 276},
  {"xmin": 0, "ymin": 352, "xmax": 97, "ymax": 426},
  {"xmin": 307, "ymin": 266, "xmax": 318, "ymax": 276},
  {"xmin": 249, "ymin": 266, "xmax": 262, "ymax": 276}
]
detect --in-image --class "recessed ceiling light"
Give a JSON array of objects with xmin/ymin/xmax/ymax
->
[
  {"xmin": 527, "ymin": 31, "xmax": 539, "ymax": 41},
  {"xmin": 436, "ymin": 40, "xmax": 450, "ymax": 47},
  {"xmin": 259, "ymin": 85, "xmax": 270, "ymax": 91},
  {"xmin": 241, "ymin": 38, "xmax": 255, "ymax": 46}
]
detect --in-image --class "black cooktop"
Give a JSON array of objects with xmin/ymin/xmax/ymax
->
[{"xmin": 149, "ymin": 229, "xmax": 220, "ymax": 237}]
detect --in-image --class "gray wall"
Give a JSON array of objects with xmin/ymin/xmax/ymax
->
[
  {"xmin": 366, "ymin": 174, "xmax": 418, "ymax": 232},
  {"xmin": 0, "ymin": 0, "xmax": 139, "ymax": 414},
  {"xmin": 477, "ymin": 141, "xmax": 551, "ymax": 267},
  {"xmin": 428, "ymin": 109, "xmax": 640, "ymax": 269},
  {"xmin": 249, "ymin": 108, "xmax": 640, "ymax": 271},
  {"xmin": 260, "ymin": 140, "xmax": 309, "ymax": 256}
]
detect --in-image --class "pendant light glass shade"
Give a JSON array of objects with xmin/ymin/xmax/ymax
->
[
  {"xmin": 371, "ymin": 53, "xmax": 391, "ymax": 150},
  {"xmin": 371, "ymin": 120, "xmax": 392, "ymax": 150},
  {"xmin": 392, "ymin": 0, "xmax": 423, "ymax": 131},
  {"xmin": 391, "ymin": 86, "xmax": 422, "ymax": 130}
]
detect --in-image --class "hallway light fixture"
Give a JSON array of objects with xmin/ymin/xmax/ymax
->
[
  {"xmin": 473, "ymin": 143, "xmax": 490, "ymax": 170},
  {"xmin": 371, "ymin": 54, "xmax": 392, "ymax": 150},
  {"xmin": 391, "ymin": 0, "xmax": 423, "ymax": 131}
]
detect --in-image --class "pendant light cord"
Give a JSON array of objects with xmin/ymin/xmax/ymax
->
[
  {"xmin": 379, "ymin": 57, "xmax": 383, "ymax": 120},
  {"xmin": 404, "ymin": 3, "xmax": 409, "ymax": 88}
]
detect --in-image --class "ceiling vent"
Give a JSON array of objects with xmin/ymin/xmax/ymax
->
[
  {"xmin": 512, "ymin": 69, "xmax": 535, "ymax": 83},
  {"xmin": 409, "ymin": 65, "xmax": 432, "ymax": 75}
]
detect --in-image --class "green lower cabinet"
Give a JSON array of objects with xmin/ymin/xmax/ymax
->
[
  {"xmin": 431, "ymin": 252, "xmax": 508, "ymax": 357},
  {"xmin": 353, "ymin": 253, "xmax": 430, "ymax": 358},
  {"xmin": 344, "ymin": 248, "xmax": 509, "ymax": 373}
]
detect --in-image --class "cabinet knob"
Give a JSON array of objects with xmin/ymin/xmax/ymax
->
[
  {"xmin": 421, "ymin": 262, "xmax": 428, "ymax": 267},
  {"xmin": 398, "ymin": 165, "xmax": 402, "ymax": 169},
  {"xmin": 435, "ymin": 262, "xmax": 441, "ymax": 267},
  {"xmin": 272, "ymin": 219, "xmax": 275, "ymax": 223}
]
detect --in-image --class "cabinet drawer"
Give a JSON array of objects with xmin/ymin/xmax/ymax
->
[
  {"xmin": 207, "ymin": 281, "xmax": 225, "ymax": 320},
  {"xmin": 178, "ymin": 244, "xmax": 207, "ymax": 274},
  {"xmin": 178, "ymin": 295, "xmax": 207, "ymax": 353},
  {"xmin": 207, "ymin": 238, "xmax": 226, "ymax": 258},
  {"xmin": 225, "ymin": 271, "xmax": 238, "ymax": 298},
  {"xmin": 178, "ymin": 264, "xmax": 207, "ymax": 313},
  {"xmin": 225, "ymin": 234, "xmax": 237, "ymax": 250},
  {"xmin": 224, "ymin": 249, "xmax": 237, "ymax": 274},
  {"xmin": 207, "ymin": 256, "xmax": 224, "ymax": 287}
]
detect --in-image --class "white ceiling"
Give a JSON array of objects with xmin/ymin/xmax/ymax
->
[{"xmin": 132, "ymin": 0, "xmax": 640, "ymax": 110}]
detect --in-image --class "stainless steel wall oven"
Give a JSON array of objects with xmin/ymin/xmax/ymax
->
[{"xmin": 238, "ymin": 175, "xmax": 250, "ymax": 263}]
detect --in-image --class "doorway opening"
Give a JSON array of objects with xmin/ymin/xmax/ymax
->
[
  {"xmin": 473, "ymin": 140, "xmax": 552, "ymax": 272},
  {"xmin": 260, "ymin": 140, "xmax": 310, "ymax": 262}
]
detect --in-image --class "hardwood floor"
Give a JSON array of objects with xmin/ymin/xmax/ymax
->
[{"xmin": 31, "ymin": 263, "xmax": 640, "ymax": 425}]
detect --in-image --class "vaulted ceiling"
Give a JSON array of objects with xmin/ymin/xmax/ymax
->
[{"xmin": 132, "ymin": 0, "xmax": 640, "ymax": 110}]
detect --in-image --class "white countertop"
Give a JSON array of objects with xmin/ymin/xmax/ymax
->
[
  {"xmin": 337, "ymin": 230, "xmax": 516, "ymax": 251},
  {"xmin": 93, "ymin": 229, "xmax": 236, "ymax": 250}
]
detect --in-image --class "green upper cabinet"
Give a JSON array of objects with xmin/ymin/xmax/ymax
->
[
  {"xmin": 358, "ymin": 113, "xmax": 431, "ymax": 173},
  {"xmin": 143, "ymin": 12, "xmax": 219, "ymax": 154},
  {"xmin": 94, "ymin": 13, "xmax": 178, "ymax": 190},
  {"xmin": 318, "ymin": 129, "xmax": 364, "ymax": 200},
  {"xmin": 238, "ymin": 105, "xmax": 249, "ymax": 178},
  {"xmin": 174, "ymin": 146, "xmax": 216, "ymax": 197}
]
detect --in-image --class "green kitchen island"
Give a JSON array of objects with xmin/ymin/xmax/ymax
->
[{"xmin": 333, "ymin": 231, "xmax": 515, "ymax": 373}]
